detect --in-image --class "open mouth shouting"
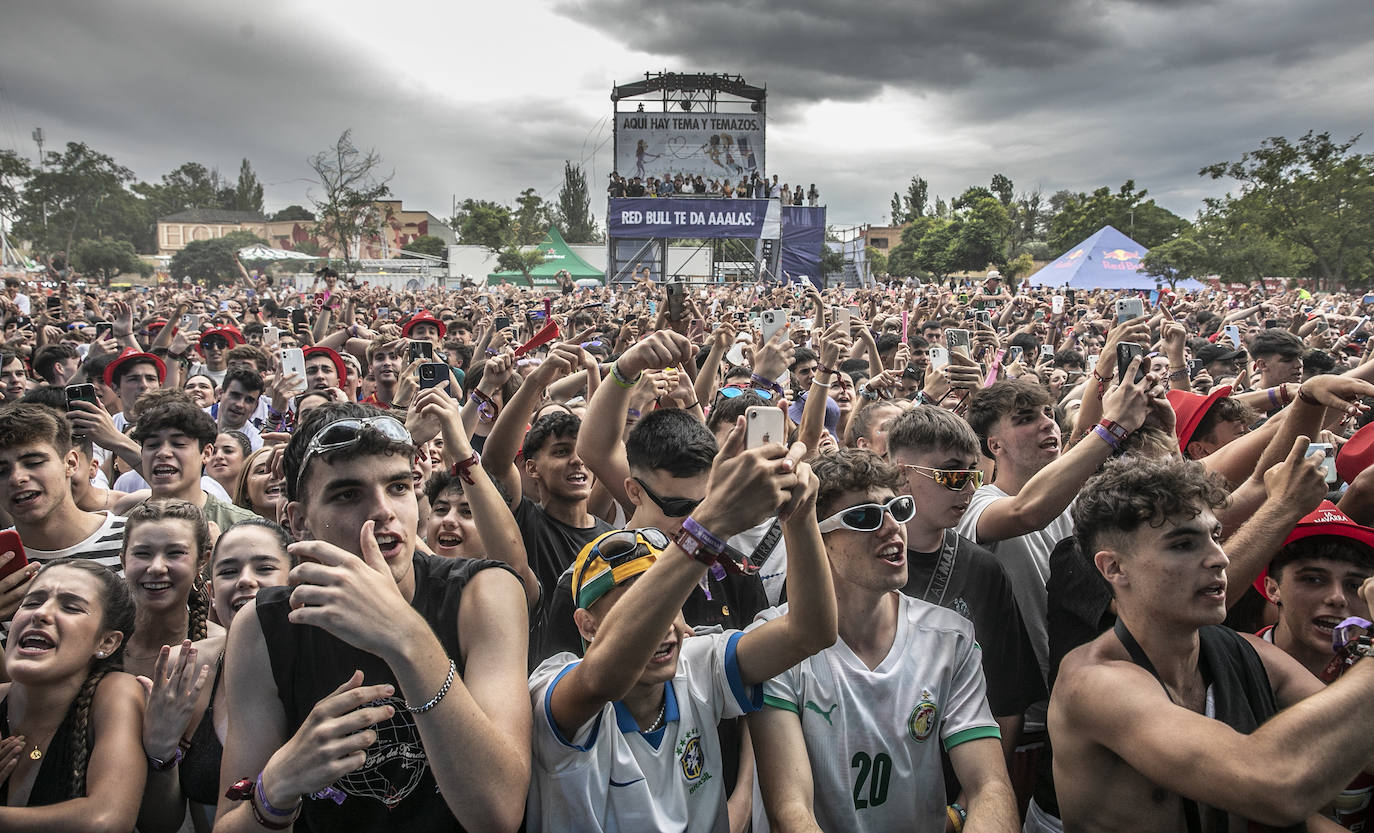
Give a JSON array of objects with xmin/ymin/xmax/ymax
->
[
  {"xmin": 150, "ymin": 464, "xmax": 180, "ymax": 483},
  {"xmin": 14, "ymin": 628, "xmax": 56, "ymax": 658},
  {"xmin": 649, "ymin": 634, "xmax": 679, "ymax": 666}
]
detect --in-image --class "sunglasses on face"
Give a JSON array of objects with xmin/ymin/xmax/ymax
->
[
  {"xmin": 818, "ymin": 495, "xmax": 917, "ymax": 533},
  {"xmin": 294, "ymin": 416, "xmax": 413, "ymax": 495},
  {"xmin": 900, "ymin": 464, "xmax": 984, "ymax": 492},
  {"xmin": 717, "ymin": 385, "xmax": 773, "ymax": 401},
  {"xmin": 633, "ymin": 477, "xmax": 702, "ymax": 517}
]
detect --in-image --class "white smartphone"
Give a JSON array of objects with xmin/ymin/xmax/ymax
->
[
  {"xmin": 1052, "ymin": 295, "xmax": 1065, "ymax": 315},
  {"xmin": 725, "ymin": 342, "xmax": 747, "ymax": 366},
  {"xmin": 929, "ymin": 346, "xmax": 950, "ymax": 372},
  {"xmin": 746, "ymin": 405, "xmax": 785, "ymax": 448},
  {"xmin": 761, "ymin": 309, "xmax": 786, "ymax": 343},
  {"xmin": 1306, "ymin": 442, "xmax": 1337, "ymax": 484},
  {"xmin": 1224, "ymin": 325, "xmax": 1242, "ymax": 349},
  {"xmin": 279, "ymin": 348, "xmax": 307, "ymax": 392},
  {"xmin": 835, "ymin": 305, "xmax": 851, "ymax": 331},
  {"xmin": 846, "ymin": 304, "xmax": 861, "ymax": 326},
  {"xmin": 1116, "ymin": 297, "xmax": 1145, "ymax": 324},
  {"xmin": 947, "ymin": 328, "xmax": 972, "ymax": 358},
  {"xmin": 264, "ymin": 325, "xmax": 280, "ymax": 344}
]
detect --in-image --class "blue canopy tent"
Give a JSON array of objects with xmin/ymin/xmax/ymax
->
[{"xmin": 1028, "ymin": 225, "xmax": 1204, "ymax": 291}]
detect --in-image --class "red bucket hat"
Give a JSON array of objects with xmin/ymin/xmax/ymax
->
[
  {"xmin": 103, "ymin": 347, "xmax": 167, "ymax": 387},
  {"xmin": 198, "ymin": 326, "xmax": 245, "ymax": 350},
  {"xmin": 303, "ymin": 346, "xmax": 348, "ymax": 383},
  {"xmin": 1166, "ymin": 385, "xmax": 1233, "ymax": 453},
  {"xmin": 402, "ymin": 309, "xmax": 446, "ymax": 339}
]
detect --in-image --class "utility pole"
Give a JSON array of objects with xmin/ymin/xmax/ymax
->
[{"xmin": 31, "ymin": 128, "xmax": 46, "ymax": 228}]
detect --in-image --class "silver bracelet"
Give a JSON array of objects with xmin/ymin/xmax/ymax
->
[{"xmin": 405, "ymin": 659, "xmax": 456, "ymax": 714}]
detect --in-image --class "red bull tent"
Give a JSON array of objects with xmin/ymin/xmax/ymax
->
[
  {"xmin": 1029, "ymin": 224, "xmax": 1203, "ymax": 291},
  {"xmin": 487, "ymin": 226, "xmax": 605, "ymax": 288}
]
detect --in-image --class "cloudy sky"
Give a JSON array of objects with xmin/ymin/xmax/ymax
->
[{"xmin": 2, "ymin": 0, "xmax": 1371, "ymax": 230}]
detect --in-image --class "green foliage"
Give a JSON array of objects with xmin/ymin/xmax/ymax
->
[
  {"xmin": 1004, "ymin": 252, "xmax": 1035, "ymax": 282},
  {"xmin": 1201, "ymin": 131, "xmax": 1374, "ymax": 288},
  {"xmin": 496, "ymin": 244, "xmax": 547, "ymax": 279},
  {"xmin": 270, "ymin": 204, "xmax": 315, "ymax": 222},
  {"xmin": 72, "ymin": 237, "xmax": 147, "ymax": 286},
  {"xmin": 169, "ymin": 230, "xmax": 266, "ymax": 286},
  {"xmin": 308, "ymin": 130, "xmax": 392, "ymax": 269},
  {"xmin": 865, "ymin": 246, "xmax": 888, "ymax": 277},
  {"xmin": 14, "ymin": 142, "xmax": 136, "ymax": 256},
  {"xmin": 453, "ymin": 199, "xmax": 513, "ymax": 252},
  {"xmin": 512, "ymin": 188, "xmax": 552, "ymax": 246},
  {"xmin": 820, "ymin": 245, "xmax": 845, "ymax": 277},
  {"xmin": 1140, "ymin": 235, "xmax": 1209, "ymax": 287},
  {"xmin": 1048, "ymin": 180, "xmax": 1189, "ymax": 252},
  {"xmin": 890, "ymin": 176, "xmax": 929, "ymax": 225},
  {"xmin": 403, "ymin": 234, "xmax": 448, "ymax": 259},
  {"xmin": 232, "ymin": 159, "xmax": 264, "ymax": 213},
  {"xmin": 554, "ymin": 162, "xmax": 599, "ymax": 243},
  {"xmin": 0, "ymin": 149, "xmax": 32, "ymax": 222}
]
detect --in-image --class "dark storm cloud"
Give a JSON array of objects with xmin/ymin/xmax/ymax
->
[{"xmin": 0, "ymin": 0, "xmax": 592, "ymax": 215}]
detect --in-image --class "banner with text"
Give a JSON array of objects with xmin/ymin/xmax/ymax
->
[
  {"xmin": 614, "ymin": 113, "xmax": 765, "ymax": 182},
  {"xmin": 608, "ymin": 197, "xmax": 782, "ymax": 240}
]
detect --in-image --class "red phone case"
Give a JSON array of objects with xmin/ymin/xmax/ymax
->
[{"xmin": 0, "ymin": 530, "xmax": 29, "ymax": 580}]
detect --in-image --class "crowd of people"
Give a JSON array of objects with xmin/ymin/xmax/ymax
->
[
  {"xmin": 0, "ymin": 263, "xmax": 1373, "ymax": 832},
  {"xmin": 609, "ymin": 172, "xmax": 819, "ymax": 204}
]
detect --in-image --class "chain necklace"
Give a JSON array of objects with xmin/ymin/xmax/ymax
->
[{"xmin": 644, "ymin": 698, "xmax": 667, "ymax": 733}]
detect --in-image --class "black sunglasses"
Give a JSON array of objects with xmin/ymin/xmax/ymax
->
[{"xmin": 633, "ymin": 477, "xmax": 702, "ymax": 518}]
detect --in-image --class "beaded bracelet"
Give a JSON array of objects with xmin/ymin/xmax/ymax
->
[{"xmin": 406, "ymin": 659, "xmax": 456, "ymax": 714}]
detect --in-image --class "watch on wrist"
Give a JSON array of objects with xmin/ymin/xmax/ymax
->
[{"xmin": 148, "ymin": 738, "xmax": 192, "ymax": 771}]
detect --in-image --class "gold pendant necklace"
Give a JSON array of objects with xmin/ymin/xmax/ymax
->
[{"xmin": 29, "ymin": 746, "xmax": 42, "ymax": 760}]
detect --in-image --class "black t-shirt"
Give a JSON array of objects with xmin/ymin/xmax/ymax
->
[
  {"xmin": 514, "ymin": 496, "xmax": 612, "ymax": 618},
  {"xmin": 901, "ymin": 531, "xmax": 1047, "ymax": 717},
  {"xmin": 256, "ymin": 554, "xmax": 517, "ymax": 833}
]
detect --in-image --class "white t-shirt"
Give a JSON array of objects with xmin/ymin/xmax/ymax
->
[
  {"xmin": 14, "ymin": 293, "xmax": 29, "ymax": 315},
  {"xmin": 752, "ymin": 596, "xmax": 999, "ymax": 833},
  {"xmin": 527, "ymin": 630, "xmax": 762, "ymax": 833},
  {"xmin": 956, "ymin": 484, "xmax": 1070, "ymax": 729},
  {"xmin": 113, "ymin": 471, "xmax": 231, "ymax": 502}
]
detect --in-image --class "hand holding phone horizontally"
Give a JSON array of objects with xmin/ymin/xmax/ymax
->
[{"xmin": 746, "ymin": 406, "xmax": 785, "ymax": 448}]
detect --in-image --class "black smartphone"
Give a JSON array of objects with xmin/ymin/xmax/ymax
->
[
  {"xmin": 65, "ymin": 383, "xmax": 98, "ymax": 410},
  {"xmin": 94, "ymin": 321, "xmax": 113, "ymax": 339},
  {"xmin": 1116, "ymin": 343, "xmax": 1147, "ymax": 384},
  {"xmin": 1066, "ymin": 289, "xmax": 1076, "ymax": 305},
  {"xmin": 409, "ymin": 340, "xmax": 433, "ymax": 362},
  {"xmin": 666, "ymin": 283, "xmax": 685, "ymax": 322},
  {"xmin": 418, "ymin": 362, "xmax": 448, "ymax": 389},
  {"xmin": 290, "ymin": 308, "xmax": 307, "ymax": 327},
  {"xmin": 493, "ymin": 315, "xmax": 512, "ymax": 332}
]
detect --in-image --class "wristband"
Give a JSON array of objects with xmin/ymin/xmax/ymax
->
[
  {"xmin": 1266, "ymin": 387, "xmax": 1281, "ymax": 410},
  {"xmin": 858, "ymin": 388, "xmax": 881, "ymax": 400},
  {"xmin": 1092, "ymin": 424, "xmax": 1122, "ymax": 452},
  {"xmin": 405, "ymin": 658, "xmax": 456, "ymax": 714},
  {"xmin": 815, "ymin": 362, "xmax": 836, "ymax": 375},
  {"xmin": 255, "ymin": 772, "xmax": 299, "ymax": 817},
  {"xmin": 676, "ymin": 516, "xmax": 728, "ymax": 566},
  {"xmin": 147, "ymin": 737, "xmax": 192, "ymax": 772},
  {"xmin": 750, "ymin": 373, "xmax": 784, "ymax": 396},
  {"xmin": 948, "ymin": 802, "xmax": 968, "ymax": 833},
  {"xmin": 1090, "ymin": 368, "xmax": 1107, "ymax": 397},
  {"xmin": 610, "ymin": 362, "xmax": 641, "ymax": 389},
  {"xmin": 450, "ymin": 452, "xmax": 481, "ymax": 485}
]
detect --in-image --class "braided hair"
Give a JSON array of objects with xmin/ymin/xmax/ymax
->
[
  {"xmin": 28, "ymin": 559, "xmax": 136, "ymax": 799},
  {"xmin": 121, "ymin": 499, "xmax": 212, "ymax": 641}
]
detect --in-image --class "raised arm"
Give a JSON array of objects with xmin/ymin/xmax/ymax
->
[{"xmin": 479, "ymin": 342, "xmax": 585, "ymax": 506}]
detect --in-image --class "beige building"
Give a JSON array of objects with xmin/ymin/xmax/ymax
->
[
  {"xmin": 860, "ymin": 224, "xmax": 906, "ymax": 251},
  {"xmin": 157, "ymin": 201, "xmax": 455, "ymax": 258}
]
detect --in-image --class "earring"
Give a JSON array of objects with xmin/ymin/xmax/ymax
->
[{"xmin": 95, "ymin": 651, "xmax": 106, "ymax": 658}]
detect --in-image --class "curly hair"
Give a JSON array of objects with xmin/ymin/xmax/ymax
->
[
  {"xmin": 31, "ymin": 558, "xmax": 135, "ymax": 799},
  {"xmin": 811, "ymin": 448, "xmax": 907, "ymax": 520},
  {"xmin": 283, "ymin": 402, "xmax": 413, "ymax": 503},
  {"xmin": 1072, "ymin": 457, "xmax": 1229, "ymax": 561},
  {"xmin": 522, "ymin": 411, "xmax": 580, "ymax": 460},
  {"xmin": 121, "ymin": 499, "xmax": 213, "ymax": 641}
]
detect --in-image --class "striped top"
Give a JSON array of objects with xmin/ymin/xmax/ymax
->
[{"xmin": 1, "ymin": 512, "xmax": 127, "ymax": 641}]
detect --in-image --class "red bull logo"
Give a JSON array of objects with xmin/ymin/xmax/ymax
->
[
  {"xmin": 1054, "ymin": 248, "xmax": 1086, "ymax": 268},
  {"xmin": 1101, "ymin": 248, "xmax": 1143, "ymax": 271},
  {"xmin": 1101, "ymin": 248, "xmax": 1142, "ymax": 262}
]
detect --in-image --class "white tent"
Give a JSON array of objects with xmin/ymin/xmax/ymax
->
[{"xmin": 238, "ymin": 245, "xmax": 321, "ymax": 261}]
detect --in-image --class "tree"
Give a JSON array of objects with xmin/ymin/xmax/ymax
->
[
  {"xmin": 554, "ymin": 161, "xmax": 599, "ymax": 243},
  {"xmin": 890, "ymin": 176, "xmax": 929, "ymax": 225},
  {"xmin": 1189, "ymin": 196, "xmax": 1310, "ymax": 284},
  {"xmin": 0, "ymin": 149, "xmax": 32, "ymax": 225},
  {"xmin": 512, "ymin": 187, "xmax": 552, "ymax": 246},
  {"xmin": 945, "ymin": 191, "xmax": 1011, "ymax": 274},
  {"xmin": 72, "ymin": 237, "xmax": 148, "ymax": 286},
  {"xmin": 496, "ymin": 245, "xmax": 547, "ymax": 281},
  {"xmin": 232, "ymin": 159, "xmax": 264, "ymax": 213},
  {"xmin": 403, "ymin": 234, "xmax": 448, "ymax": 259},
  {"xmin": 453, "ymin": 198, "xmax": 512, "ymax": 251},
  {"xmin": 1048, "ymin": 180, "xmax": 1190, "ymax": 252},
  {"xmin": 270, "ymin": 204, "xmax": 315, "ymax": 222},
  {"xmin": 1004, "ymin": 252, "xmax": 1035, "ymax": 282},
  {"xmin": 914, "ymin": 219, "xmax": 957, "ymax": 279},
  {"xmin": 308, "ymin": 130, "xmax": 392, "ymax": 270},
  {"xmin": 1201, "ymin": 131, "xmax": 1374, "ymax": 288},
  {"xmin": 820, "ymin": 245, "xmax": 845, "ymax": 281},
  {"xmin": 168, "ymin": 230, "xmax": 266, "ymax": 286},
  {"xmin": 864, "ymin": 246, "xmax": 888, "ymax": 278},
  {"xmin": 14, "ymin": 142, "xmax": 136, "ymax": 255},
  {"xmin": 990, "ymin": 173, "xmax": 1015, "ymax": 207},
  {"xmin": 1140, "ymin": 235, "xmax": 1209, "ymax": 288}
]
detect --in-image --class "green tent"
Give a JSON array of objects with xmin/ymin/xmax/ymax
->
[{"xmin": 487, "ymin": 226, "xmax": 605, "ymax": 287}]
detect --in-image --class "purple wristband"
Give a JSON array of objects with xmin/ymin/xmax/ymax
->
[
  {"xmin": 681, "ymin": 516, "xmax": 727, "ymax": 553},
  {"xmin": 1091, "ymin": 424, "xmax": 1121, "ymax": 451},
  {"xmin": 255, "ymin": 772, "xmax": 298, "ymax": 817}
]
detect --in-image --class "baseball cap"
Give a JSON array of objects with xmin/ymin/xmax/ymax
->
[
  {"xmin": 402, "ymin": 309, "xmax": 446, "ymax": 339},
  {"xmin": 1195, "ymin": 344, "xmax": 1245, "ymax": 366},
  {"xmin": 1166, "ymin": 385, "xmax": 1233, "ymax": 451},
  {"xmin": 104, "ymin": 348, "xmax": 166, "ymax": 387},
  {"xmin": 303, "ymin": 346, "xmax": 347, "ymax": 382},
  {"xmin": 572, "ymin": 528, "xmax": 670, "ymax": 610},
  {"xmin": 1255, "ymin": 501, "xmax": 1374, "ymax": 600},
  {"xmin": 199, "ymin": 326, "xmax": 244, "ymax": 349}
]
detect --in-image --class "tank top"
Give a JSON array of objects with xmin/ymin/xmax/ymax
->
[
  {"xmin": 178, "ymin": 653, "xmax": 225, "ymax": 806},
  {"xmin": 0, "ymin": 694, "xmax": 79, "ymax": 806},
  {"xmin": 255, "ymin": 554, "xmax": 516, "ymax": 833}
]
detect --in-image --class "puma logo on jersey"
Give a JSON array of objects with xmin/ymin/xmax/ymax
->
[{"xmin": 805, "ymin": 700, "xmax": 839, "ymax": 725}]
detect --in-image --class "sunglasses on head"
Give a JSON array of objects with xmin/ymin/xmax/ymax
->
[
  {"xmin": 294, "ymin": 416, "xmax": 413, "ymax": 495},
  {"xmin": 574, "ymin": 527, "xmax": 670, "ymax": 606},
  {"xmin": 818, "ymin": 495, "xmax": 916, "ymax": 533},
  {"xmin": 900, "ymin": 464, "xmax": 983, "ymax": 492},
  {"xmin": 633, "ymin": 477, "xmax": 702, "ymax": 517}
]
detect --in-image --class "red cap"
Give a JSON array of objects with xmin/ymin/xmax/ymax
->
[
  {"xmin": 1166, "ymin": 385, "xmax": 1233, "ymax": 453},
  {"xmin": 303, "ymin": 346, "xmax": 347, "ymax": 383},
  {"xmin": 198, "ymin": 326, "xmax": 245, "ymax": 349},
  {"xmin": 103, "ymin": 347, "xmax": 166, "ymax": 387},
  {"xmin": 1255, "ymin": 501, "xmax": 1374, "ymax": 600},
  {"xmin": 1337, "ymin": 422, "xmax": 1374, "ymax": 486},
  {"xmin": 147, "ymin": 318, "xmax": 168, "ymax": 334},
  {"xmin": 402, "ymin": 310, "xmax": 446, "ymax": 339}
]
